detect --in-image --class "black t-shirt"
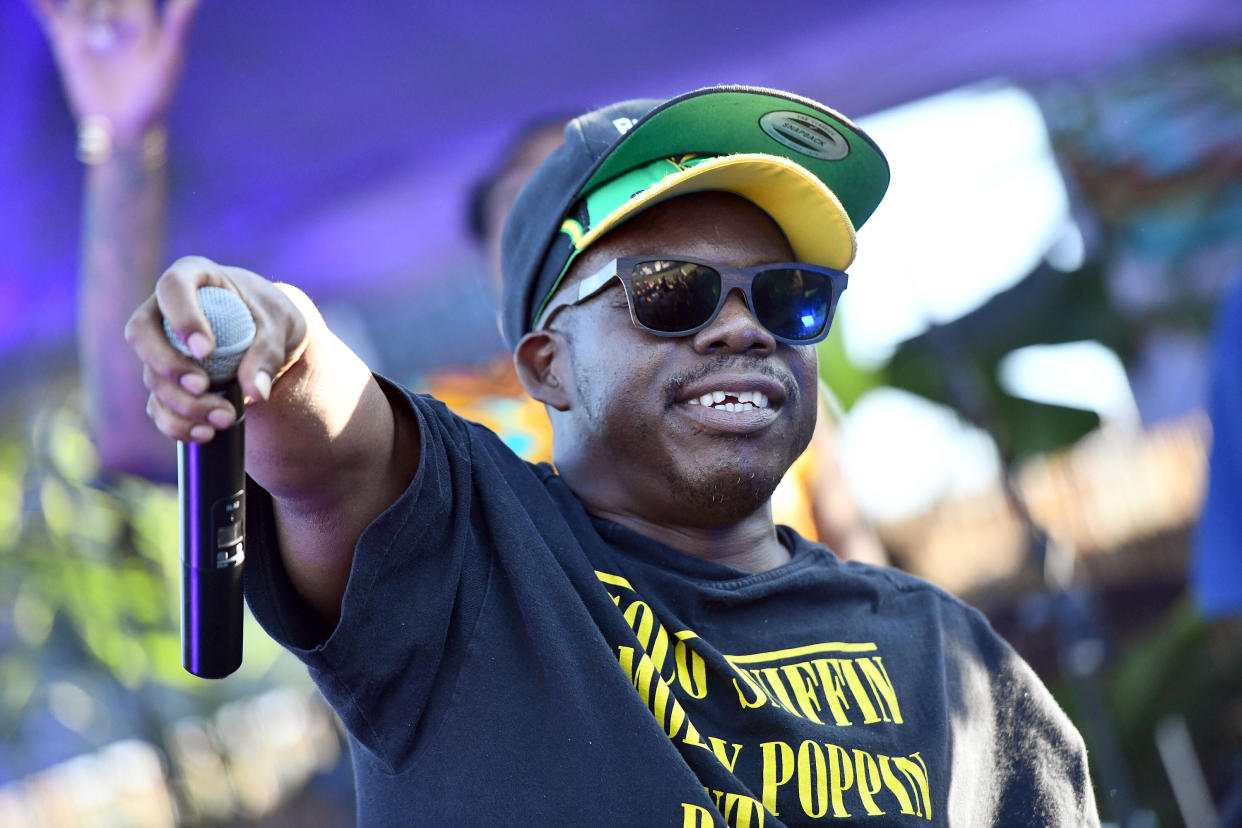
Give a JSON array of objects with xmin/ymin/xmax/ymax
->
[{"xmin": 245, "ymin": 381, "xmax": 1099, "ymax": 826}]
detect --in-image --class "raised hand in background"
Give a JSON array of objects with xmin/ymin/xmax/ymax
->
[{"xmin": 28, "ymin": 0, "xmax": 202, "ymax": 480}]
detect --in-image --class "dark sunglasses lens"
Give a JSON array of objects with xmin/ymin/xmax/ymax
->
[
  {"xmin": 630, "ymin": 261, "xmax": 721, "ymax": 333},
  {"xmin": 752, "ymin": 268, "xmax": 832, "ymax": 341}
]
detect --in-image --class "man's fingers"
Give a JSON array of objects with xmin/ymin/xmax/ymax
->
[
  {"xmin": 126, "ymin": 291, "xmax": 204, "ymax": 371},
  {"xmin": 141, "ymin": 362, "xmax": 233, "ymax": 420},
  {"xmin": 223, "ymin": 270, "xmax": 309, "ymax": 405},
  {"xmin": 130, "ymin": 256, "xmax": 304, "ymax": 421},
  {"xmin": 143, "ymin": 364, "xmax": 239, "ymax": 442},
  {"xmin": 154, "ymin": 255, "xmax": 238, "ymax": 356},
  {"xmin": 125, "ymin": 281, "xmax": 225, "ymax": 423},
  {"xmin": 126, "ymin": 293, "xmax": 204, "ymax": 382},
  {"xmin": 146, "ymin": 391, "xmax": 218, "ymax": 443},
  {"xmin": 233, "ymin": 352, "xmax": 280, "ymax": 407}
]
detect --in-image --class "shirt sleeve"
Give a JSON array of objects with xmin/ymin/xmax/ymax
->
[
  {"xmin": 241, "ymin": 375, "xmax": 498, "ymax": 769},
  {"xmin": 944, "ymin": 606, "xmax": 1101, "ymax": 827}
]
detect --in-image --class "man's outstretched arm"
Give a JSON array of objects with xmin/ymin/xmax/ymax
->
[{"xmin": 126, "ymin": 256, "xmax": 420, "ymax": 627}]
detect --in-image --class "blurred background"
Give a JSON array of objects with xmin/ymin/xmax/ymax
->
[{"xmin": 3, "ymin": 1, "xmax": 1242, "ymax": 825}]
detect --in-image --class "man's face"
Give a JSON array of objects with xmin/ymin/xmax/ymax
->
[{"xmin": 544, "ymin": 191, "xmax": 819, "ymax": 529}]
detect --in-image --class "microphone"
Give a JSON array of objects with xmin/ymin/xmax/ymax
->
[{"xmin": 164, "ymin": 287, "xmax": 256, "ymax": 678}]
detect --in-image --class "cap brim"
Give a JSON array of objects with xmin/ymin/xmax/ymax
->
[{"xmin": 576, "ymin": 153, "xmax": 857, "ymax": 270}]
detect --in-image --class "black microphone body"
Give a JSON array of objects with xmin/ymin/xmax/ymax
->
[
  {"xmin": 166, "ymin": 286, "xmax": 256, "ymax": 679},
  {"xmin": 178, "ymin": 382, "xmax": 246, "ymax": 679}
]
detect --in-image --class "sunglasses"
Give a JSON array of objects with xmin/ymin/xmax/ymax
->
[{"xmin": 534, "ymin": 256, "xmax": 848, "ymax": 345}]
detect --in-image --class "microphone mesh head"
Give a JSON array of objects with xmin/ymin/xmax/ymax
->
[{"xmin": 163, "ymin": 286, "xmax": 257, "ymax": 383}]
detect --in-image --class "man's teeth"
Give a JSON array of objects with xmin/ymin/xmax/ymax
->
[{"xmin": 686, "ymin": 390, "xmax": 771, "ymax": 411}]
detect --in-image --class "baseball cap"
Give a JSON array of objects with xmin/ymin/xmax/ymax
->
[{"xmin": 499, "ymin": 85, "xmax": 890, "ymax": 347}]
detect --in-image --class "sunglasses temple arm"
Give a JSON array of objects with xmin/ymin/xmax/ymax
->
[
  {"xmin": 533, "ymin": 261, "xmax": 621, "ymax": 331},
  {"xmin": 574, "ymin": 261, "xmax": 621, "ymax": 302}
]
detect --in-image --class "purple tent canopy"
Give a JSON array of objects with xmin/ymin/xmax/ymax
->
[{"xmin": 4, "ymin": 0, "xmax": 1241, "ymax": 378}]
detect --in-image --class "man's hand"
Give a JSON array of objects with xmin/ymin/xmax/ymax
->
[
  {"xmin": 28, "ymin": 0, "xmax": 200, "ymax": 144},
  {"xmin": 127, "ymin": 257, "xmax": 417, "ymax": 627},
  {"xmin": 125, "ymin": 256, "xmax": 310, "ymax": 444}
]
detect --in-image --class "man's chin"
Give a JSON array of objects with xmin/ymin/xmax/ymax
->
[{"xmin": 662, "ymin": 465, "xmax": 784, "ymax": 528}]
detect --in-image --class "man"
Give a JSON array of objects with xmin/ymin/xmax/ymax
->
[{"xmin": 128, "ymin": 86, "xmax": 1099, "ymax": 825}]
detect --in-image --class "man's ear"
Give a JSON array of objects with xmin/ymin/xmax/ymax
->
[{"xmin": 514, "ymin": 330, "xmax": 570, "ymax": 411}]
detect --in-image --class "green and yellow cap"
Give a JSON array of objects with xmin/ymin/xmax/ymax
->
[{"xmin": 500, "ymin": 86, "xmax": 890, "ymax": 347}]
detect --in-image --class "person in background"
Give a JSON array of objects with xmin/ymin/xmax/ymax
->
[{"xmin": 29, "ymin": 0, "xmax": 201, "ymax": 482}]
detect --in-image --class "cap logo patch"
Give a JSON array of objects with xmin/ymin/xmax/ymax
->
[
  {"xmin": 612, "ymin": 117, "xmax": 637, "ymax": 135},
  {"xmin": 759, "ymin": 111, "xmax": 850, "ymax": 161}
]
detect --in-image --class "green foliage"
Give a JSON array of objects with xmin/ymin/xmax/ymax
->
[
  {"xmin": 1051, "ymin": 599, "xmax": 1242, "ymax": 825},
  {"xmin": 815, "ymin": 312, "xmax": 886, "ymax": 413},
  {"xmin": 0, "ymin": 441, "xmax": 24, "ymax": 553},
  {"xmin": 0, "ymin": 653, "xmax": 39, "ymax": 727},
  {"xmin": 1, "ymin": 384, "xmax": 282, "ymax": 708},
  {"xmin": 1108, "ymin": 601, "xmax": 1242, "ymax": 825}
]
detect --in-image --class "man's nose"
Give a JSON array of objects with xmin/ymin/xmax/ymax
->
[{"xmin": 690, "ymin": 289, "xmax": 776, "ymax": 355}]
